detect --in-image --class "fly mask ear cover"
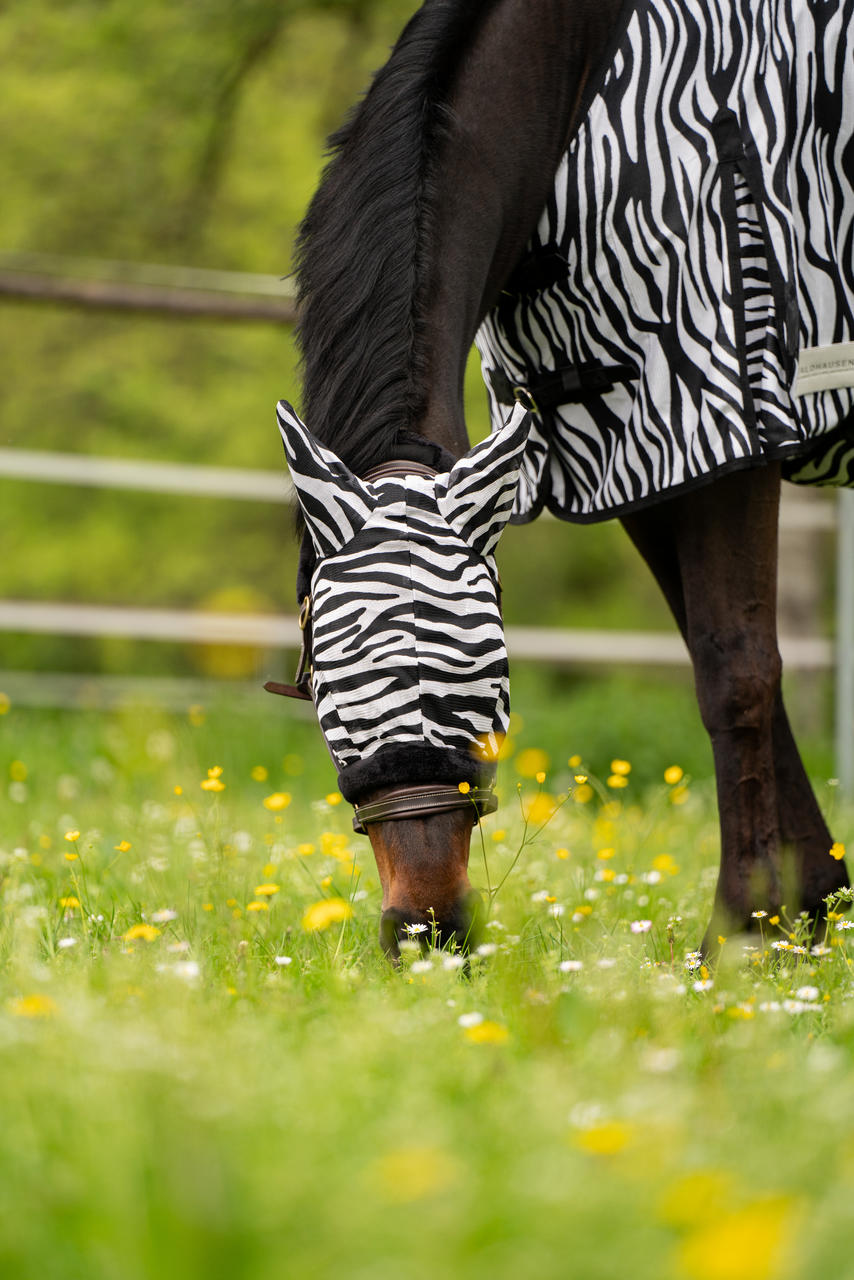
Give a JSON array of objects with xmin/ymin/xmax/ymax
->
[{"xmin": 277, "ymin": 402, "xmax": 532, "ymax": 803}]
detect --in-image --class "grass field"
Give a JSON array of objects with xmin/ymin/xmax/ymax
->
[{"xmin": 1, "ymin": 678, "xmax": 853, "ymax": 1280}]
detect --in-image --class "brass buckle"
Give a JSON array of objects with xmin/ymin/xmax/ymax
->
[
  {"xmin": 298, "ymin": 595, "xmax": 311, "ymax": 631},
  {"xmin": 513, "ymin": 386, "xmax": 538, "ymax": 414}
]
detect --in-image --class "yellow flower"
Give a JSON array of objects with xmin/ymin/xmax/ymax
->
[
  {"xmin": 515, "ymin": 747, "xmax": 550, "ymax": 778},
  {"xmin": 491, "ymin": 829, "xmax": 507, "ymax": 842},
  {"xmin": 675, "ymin": 1197, "xmax": 797, "ymax": 1280},
  {"xmin": 556, "ymin": 847, "xmax": 571, "ymax": 860},
  {"xmin": 0, "ymin": 692, "xmax": 10, "ymax": 714},
  {"xmin": 568, "ymin": 754, "xmax": 582, "ymax": 768},
  {"xmin": 769, "ymin": 915, "xmax": 780, "ymax": 926},
  {"xmin": 202, "ymin": 903, "xmax": 214, "ymax": 912},
  {"xmin": 573, "ymin": 783, "xmax": 593, "ymax": 805},
  {"xmin": 64, "ymin": 830, "xmax": 80, "ymax": 843},
  {"xmin": 326, "ymin": 792, "xmax": 343, "ymax": 806},
  {"xmin": 263, "ymin": 792, "xmax": 291, "ymax": 812},
  {"xmin": 251, "ymin": 765, "xmax": 268, "ymax": 782},
  {"xmin": 458, "ymin": 781, "xmax": 471, "ymax": 795},
  {"xmin": 598, "ymin": 867, "xmax": 616, "ymax": 882},
  {"xmin": 535, "ymin": 770, "xmax": 546, "ymax": 784},
  {"xmin": 597, "ymin": 847, "xmax": 616, "ymax": 860},
  {"xmin": 572, "ymin": 1121, "xmax": 634, "ymax": 1156},
  {"xmin": 321, "ymin": 875, "xmax": 333, "ymax": 889},
  {"xmin": 253, "ymin": 883, "xmax": 280, "ymax": 897},
  {"xmin": 173, "ymin": 785, "xmax": 183, "ymax": 796},
  {"xmin": 247, "ymin": 901, "xmax": 269, "ymax": 912},
  {"xmin": 64, "ymin": 851, "xmax": 79, "ymax": 862},
  {"xmin": 526, "ymin": 793, "xmax": 556, "ymax": 824},
  {"xmin": 463, "ymin": 1020, "xmax": 509, "ymax": 1045},
  {"xmin": 657, "ymin": 1170, "xmax": 737, "ymax": 1227},
  {"xmin": 114, "ymin": 840, "xmax": 132, "ymax": 853},
  {"xmin": 59, "ymin": 896, "xmax": 80, "ymax": 909},
  {"xmin": 298, "ymin": 842, "xmax": 315, "ymax": 857},
  {"xmin": 652, "ymin": 854, "xmax": 680, "ymax": 876},
  {"xmin": 670, "ymin": 785, "xmax": 689, "ymax": 806},
  {"xmin": 370, "ymin": 1145, "xmax": 458, "ymax": 1203},
  {"xmin": 9, "ymin": 994, "xmax": 57, "ymax": 1019},
  {"xmin": 607, "ymin": 774, "xmax": 629, "ymax": 789},
  {"xmin": 9, "ymin": 760, "xmax": 27, "ymax": 782},
  {"xmin": 201, "ymin": 778, "xmax": 225, "ymax": 793},
  {"xmin": 610, "ymin": 758, "xmax": 631, "ymax": 775},
  {"xmin": 664, "ymin": 764, "xmax": 684, "ymax": 784},
  {"xmin": 830, "ymin": 842, "xmax": 846, "ymax": 861},
  {"xmin": 123, "ymin": 924, "xmax": 161, "ymax": 942},
  {"xmin": 302, "ymin": 898, "xmax": 354, "ymax": 931}
]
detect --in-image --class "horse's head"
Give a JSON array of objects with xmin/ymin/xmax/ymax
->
[{"xmin": 276, "ymin": 401, "xmax": 531, "ymax": 957}]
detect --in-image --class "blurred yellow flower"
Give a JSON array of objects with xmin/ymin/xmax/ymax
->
[
  {"xmin": 59, "ymin": 896, "xmax": 80, "ymax": 909},
  {"xmin": 201, "ymin": 777, "xmax": 225, "ymax": 793},
  {"xmin": 610, "ymin": 759, "xmax": 631, "ymax": 775},
  {"xmin": 9, "ymin": 994, "xmax": 57, "ymax": 1019},
  {"xmin": 370, "ymin": 1145, "xmax": 458, "ymax": 1203},
  {"xmin": 607, "ymin": 774, "xmax": 629, "ymax": 789},
  {"xmin": 188, "ymin": 704, "xmax": 205, "ymax": 726},
  {"xmin": 526, "ymin": 793, "xmax": 556, "ymax": 824},
  {"xmin": 326, "ymin": 792, "xmax": 343, "ymax": 806},
  {"xmin": 515, "ymin": 748, "xmax": 550, "ymax": 778},
  {"xmin": 568, "ymin": 754, "xmax": 582, "ymax": 768},
  {"xmin": 675, "ymin": 1196, "xmax": 797, "ymax": 1280},
  {"xmin": 263, "ymin": 792, "xmax": 291, "ymax": 812},
  {"xmin": 0, "ymin": 692, "xmax": 10, "ymax": 714},
  {"xmin": 114, "ymin": 840, "xmax": 132, "ymax": 853},
  {"xmin": 64, "ymin": 851, "xmax": 79, "ymax": 862},
  {"xmin": 298, "ymin": 843, "xmax": 316, "ymax": 856},
  {"xmin": 670, "ymin": 785, "xmax": 689, "ymax": 806},
  {"xmin": 251, "ymin": 765, "xmax": 269, "ymax": 782},
  {"xmin": 123, "ymin": 924, "xmax": 161, "ymax": 942},
  {"xmin": 173, "ymin": 785, "xmax": 183, "ymax": 796},
  {"xmin": 253, "ymin": 883, "xmax": 280, "ymax": 897},
  {"xmin": 64, "ymin": 830, "xmax": 80, "ymax": 843},
  {"xmin": 463, "ymin": 1020, "xmax": 509, "ymax": 1045},
  {"xmin": 247, "ymin": 901, "xmax": 269, "ymax": 913},
  {"xmin": 572, "ymin": 1121, "xmax": 634, "ymax": 1156},
  {"xmin": 573, "ymin": 784, "xmax": 594, "ymax": 804},
  {"xmin": 652, "ymin": 854, "xmax": 680, "ymax": 876},
  {"xmin": 9, "ymin": 760, "xmax": 26, "ymax": 781},
  {"xmin": 556, "ymin": 847, "xmax": 571, "ymax": 860},
  {"xmin": 597, "ymin": 847, "xmax": 616, "ymax": 860},
  {"xmin": 458, "ymin": 781, "xmax": 471, "ymax": 794},
  {"xmin": 491, "ymin": 829, "xmax": 507, "ymax": 842},
  {"xmin": 302, "ymin": 898, "xmax": 353, "ymax": 931},
  {"xmin": 664, "ymin": 764, "xmax": 684, "ymax": 784},
  {"xmin": 202, "ymin": 903, "xmax": 214, "ymax": 912},
  {"xmin": 830, "ymin": 841, "xmax": 846, "ymax": 861},
  {"xmin": 535, "ymin": 770, "xmax": 546, "ymax": 784}
]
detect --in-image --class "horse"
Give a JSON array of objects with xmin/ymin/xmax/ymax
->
[{"xmin": 270, "ymin": 0, "xmax": 854, "ymax": 957}]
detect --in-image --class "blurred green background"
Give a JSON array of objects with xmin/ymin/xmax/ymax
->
[{"xmin": 0, "ymin": 0, "xmax": 839, "ymax": 773}]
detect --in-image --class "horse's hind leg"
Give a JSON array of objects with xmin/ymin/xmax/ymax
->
[{"xmin": 622, "ymin": 464, "xmax": 847, "ymax": 935}]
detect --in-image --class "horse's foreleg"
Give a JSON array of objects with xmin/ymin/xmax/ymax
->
[
  {"xmin": 771, "ymin": 690, "xmax": 849, "ymax": 913},
  {"xmin": 624, "ymin": 467, "xmax": 785, "ymax": 933}
]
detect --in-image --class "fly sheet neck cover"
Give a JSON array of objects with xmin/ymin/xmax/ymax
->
[{"xmin": 277, "ymin": 401, "xmax": 531, "ymax": 803}]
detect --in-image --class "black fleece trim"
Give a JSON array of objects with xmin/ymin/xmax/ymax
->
[{"xmin": 337, "ymin": 744, "xmax": 496, "ymax": 804}]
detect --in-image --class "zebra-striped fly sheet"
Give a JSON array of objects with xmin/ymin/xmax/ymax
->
[
  {"xmin": 477, "ymin": 0, "xmax": 854, "ymax": 524},
  {"xmin": 277, "ymin": 402, "xmax": 531, "ymax": 801}
]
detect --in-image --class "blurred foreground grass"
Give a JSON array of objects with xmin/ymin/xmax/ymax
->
[{"xmin": 1, "ymin": 682, "xmax": 853, "ymax": 1280}]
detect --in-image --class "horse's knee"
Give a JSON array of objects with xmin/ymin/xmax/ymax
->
[{"xmin": 691, "ymin": 629, "xmax": 781, "ymax": 735}]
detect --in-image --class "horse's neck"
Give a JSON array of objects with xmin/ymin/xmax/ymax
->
[{"xmin": 416, "ymin": 0, "xmax": 624, "ymax": 456}]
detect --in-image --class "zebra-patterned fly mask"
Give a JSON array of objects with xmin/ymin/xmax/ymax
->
[{"xmin": 276, "ymin": 401, "xmax": 532, "ymax": 814}]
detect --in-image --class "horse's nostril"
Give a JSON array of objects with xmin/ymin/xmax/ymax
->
[{"xmin": 379, "ymin": 890, "xmax": 484, "ymax": 961}]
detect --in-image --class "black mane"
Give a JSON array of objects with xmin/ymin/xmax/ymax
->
[{"xmin": 295, "ymin": 0, "xmax": 502, "ymax": 475}]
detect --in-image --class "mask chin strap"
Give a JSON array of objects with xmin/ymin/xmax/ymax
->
[{"xmin": 352, "ymin": 784, "xmax": 498, "ymax": 835}]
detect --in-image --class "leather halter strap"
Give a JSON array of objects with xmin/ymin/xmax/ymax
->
[{"xmin": 352, "ymin": 784, "xmax": 497, "ymax": 834}]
